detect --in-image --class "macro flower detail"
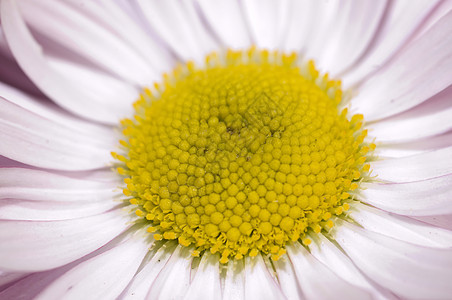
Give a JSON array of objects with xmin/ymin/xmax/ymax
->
[
  {"xmin": 114, "ymin": 49, "xmax": 374, "ymax": 264},
  {"xmin": 0, "ymin": 1, "xmax": 452, "ymax": 300}
]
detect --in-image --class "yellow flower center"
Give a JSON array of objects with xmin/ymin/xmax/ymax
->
[{"xmin": 113, "ymin": 48, "xmax": 374, "ymax": 264}]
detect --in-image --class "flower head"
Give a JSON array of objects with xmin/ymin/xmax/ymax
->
[{"xmin": 1, "ymin": 1, "xmax": 452, "ymax": 299}]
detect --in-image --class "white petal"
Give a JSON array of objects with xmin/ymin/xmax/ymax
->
[
  {"xmin": 371, "ymin": 147, "xmax": 452, "ymax": 182},
  {"xmin": 0, "ymin": 97, "xmax": 114, "ymax": 171},
  {"xmin": 0, "ymin": 168, "xmax": 119, "ymax": 202},
  {"xmin": 272, "ymin": 258, "xmax": 303, "ymax": 300},
  {"xmin": 222, "ymin": 259, "xmax": 245, "ymax": 300},
  {"xmin": 281, "ymin": 0, "xmax": 316, "ymax": 52},
  {"xmin": 351, "ymin": 10, "xmax": 452, "ymax": 121},
  {"xmin": 0, "ymin": 0, "xmax": 137, "ymax": 124},
  {"xmin": 369, "ymin": 86, "xmax": 452, "ymax": 143},
  {"xmin": 293, "ymin": 1, "xmax": 341, "ymax": 59},
  {"xmin": 0, "ymin": 198, "xmax": 120, "ymax": 221},
  {"xmin": 244, "ymin": 255, "xmax": 286, "ymax": 300},
  {"xmin": 313, "ymin": 0, "xmax": 387, "ymax": 76},
  {"xmin": 48, "ymin": 57, "xmax": 137, "ymax": 118},
  {"xmin": 73, "ymin": 0, "xmax": 173, "ymax": 77},
  {"xmin": 287, "ymin": 243, "xmax": 372, "ymax": 300},
  {"xmin": 0, "ymin": 235, "xmax": 133, "ymax": 298},
  {"xmin": 146, "ymin": 245, "xmax": 192, "ymax": 300},
  {"xmin": 241, "ymin": 0, "xmax": 290, "ymax": 50},
  {"xmin": 197, "ymin": 0, "xmax": 251, "ymax": 49},
  {"xmin": 18, "ymin": 0, "xmax": 155, "ymax": 86},
  {"xmin": 348, "ymin": 202, "xmax": 452, "ymax": 248},
  {"xmin": 136, "ymin": 0, "xmax": 218, "ymax": 63},
  {"xmin": 0, "ymin": 82, "xmax": 115, "ymax": 141},
  {"xmin": 308, "ymin": 234, "xmax": 389, "ymax": 299},
  {"xmin": 184, "ymin": 253, "xmax": 221, "ymax": 300},
  {"xmin": 35, "ymin": 236, "xmax": 149, "ymax": 300},
  {"xmin": 0, "ymin": 209, "xmax": 130, "ymax": 272},
  {"xmin": 74, "ymin": 168, "xmax": 121, "ymax": 183},
  {"xmin": 332, "ymin": 219, "xmax": 452, "ymax": 299},
  {"xmin": 342, "ymin": 0, "xmax": 440, "ymax": 87},
  {"xmin": 359, "ymin": 174, "xmax": 452, "ymax": 216},
  {"xmin": 374, "ymin": 131, "xmax": 452, "ymax": 158},
  {"xmin": 120, "ymin": 243, "xmax": 176, "ymax": 300}
]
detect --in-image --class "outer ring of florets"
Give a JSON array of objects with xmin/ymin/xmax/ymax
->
[{"xmin": 113, "ymin": 48, "xmax": 375, "ymax": 264}]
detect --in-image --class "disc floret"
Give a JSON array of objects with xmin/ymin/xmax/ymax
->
[{"xmin": 113, "ymin": 48, "xmax": 374, "ymax": 263}]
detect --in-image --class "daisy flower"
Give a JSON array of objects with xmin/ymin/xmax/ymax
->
[{"xmin": 1, "ymin": 0, "xmax": 452, "ymax": 299}]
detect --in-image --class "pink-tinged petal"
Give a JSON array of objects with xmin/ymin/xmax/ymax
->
[
  {"xmin": 287, "ymin": 243, "xmax": 372, "ymax": 300},
  {"xmin": 0, "ymin": 53, "xmax": 40, "ymax": 97},
  {"xmin": 349, "ymin": 202, "xmax": 452, "ymax": 248},
  {"xmin": 308, "ymin": 234, "xmax": 391, "ymax": 299},
  {"xmin": 0, "ymin": 234, "xmax": 127, "ymax": 298},
  {"xmin": 35, "ymin": 236, "xmax": 149, "ymax": 300},
  {"xmin": 0, "ymin": 82, "xmax": 116, "ymax": 144},
  {"xmin": 0, "ymin": 0, "xmax": 138, "ymax": 124},
  {"xmin": 371, "ymin": 147, "xmax": 452, "ymax": 182},
  {"xmin": 413, "ymin": 214, "xmax": 452, "ymax": 231},
  {"xmin": 0, "ymin": 32, "xmax": 43, "ymax": 97},
  {"xmin": 222, "ymin": 259, "xmax": 245, "ymax": 300},
  {"xmin": 332, "ymin": 220, "xmax": 452, "ymax": 299},
  {"xmin": 0, "ymin": 26, "xmax": 9, "ymax": 50},
  {"xmin": 136, "ymin": 0, "xmax": 218, "ymax": 63},
  {"xmin": 17, "ymin": 0, "xmax": 155, "ymax": 86},
  {"xmin": 241, "ymin": 0, "xmax": 290, "ymax": 50},
  {"xmin": 0, "ymin": 272, "xmax": 28, "ymax": 291},
  {"xmin": 0, "ymin": 198, "xmax": 120, "ymax": 221},
  {"xmin": 314, "ymin": 0, "xmax": 388, "ymax": 76},
  {"xmin": 0, "ymin": 168, "xmax": 119, "ymax": 202},
  {"xmin": 0, "ymin": 155, "xmax": 34, "ymax": 168},
  {"xmin": 351, "ymin": 10, "xmax": 452, "ymax": 121},
  {"xmin": 120, "ymin": 243, "xmax": 176, "ymax": 299},
  {"xmin": 146, "ymin": 245, "xmax": 192, "ymax": 300},
  {"xmin": 273, "ymin": 259, "xmax": 304, "ymax": 300},
  {"xmin": 197, "ymin": 0, "xmax": 251, "ymax": 49},
  {"xmin": 0, "ymin": 98, "xmax": 114, "ymax": 171},
  {"xmin": 184, "ymin": 253, "xmax": 221, "ymax": 300},
  {"xmin": 243, "ymin": 255, "xmax": 286, "ymax": 300},
  {"xmin": 359, "ymin": 174, "xmax": 452, "ymax": 216},
  {"xmin": 0, "ymin": 266, "xmax": 72, "ymax": 299},
  {"xmin": 369, "ymin": 85, "xmax": 452, "ymax": 143},
  {"xmin": 410, "ymin": 0, "xmax": 452, "ymax": 40},
  {"xmin": 0, "ymin": 209, "xmax": 130, "ymax": 272},
  {"xmin": 374, "ymin": 131, "xmax": 452, "ymax": 158},
  {"xmin": 342, "ymin": 0, "xmax": 441, "ymax": 87}
]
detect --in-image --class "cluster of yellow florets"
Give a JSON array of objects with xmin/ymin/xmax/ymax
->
[{"xmin": 113, "ymin": 48, "xmax": 374, "ymax": 263}]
